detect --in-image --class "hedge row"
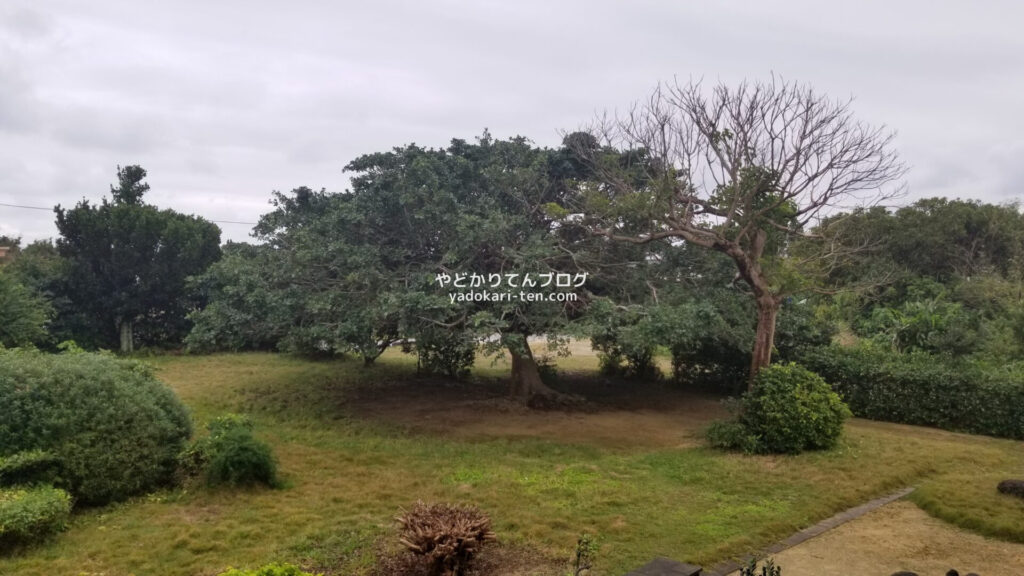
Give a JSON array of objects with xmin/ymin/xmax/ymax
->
[{"xmin": 799, "ymin": 346, "xmax": 1024, "ymax": 439}]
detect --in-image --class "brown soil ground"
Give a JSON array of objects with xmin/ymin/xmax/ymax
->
[
  {"xmin": 345, "ymin": 372, "xmax": 727, "ymax": 450},
  {"xmin": 346, "ymin": 339, "xmax": 728, "ymax": 449},
  {"xmin": 729, "ymin": 500, "xmax": 1024, "ymax": 576}
]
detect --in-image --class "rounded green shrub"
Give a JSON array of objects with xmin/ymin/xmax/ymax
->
[
  {"xmin": 708, "ymin": 363, "xmax": 851, "ymax": 454},
  {"xmin": 0, "ymin": 349, "xmax": 192, "ymax": 505},
  {"xmin": 0, "ymin": 485, "xmax": 72, "ymax": 546},
  {"xmin": 217, "ymin": 563, "xmax": 320, "ymax": 576},
  {"xmin": 207, "ymin": 427, "xmax": 278, "ymax": 487},
  {"xmin": 741, "ymin": 363, "xmax": 851, "ymax": 453},
  {"xmin": 184, "ymin": 414, "xmax": 278, "ymax": 488}
]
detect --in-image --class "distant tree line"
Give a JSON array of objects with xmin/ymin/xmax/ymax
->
[
  {"xmin": 1, "ymin": 166, "xmax": 220, "ymax": 352},
  {"xmin": 5, "ymin": 78, "xmax": 1024, "ymax": 408}
]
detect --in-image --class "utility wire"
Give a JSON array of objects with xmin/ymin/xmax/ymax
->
[
  {"xmin": 0, "ymin": 202, "xmax": 50, "ymax": 211},
  {"xmin": 0, "ymin": 202, "xmax": 257, "ymax": 225}
]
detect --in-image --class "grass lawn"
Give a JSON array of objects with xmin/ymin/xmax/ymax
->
[{"xmin": 1, "ymin": 350, "xmax": 1022, "ymax": 575}]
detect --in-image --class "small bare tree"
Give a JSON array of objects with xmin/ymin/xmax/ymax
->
[{"xmin": 569, "ymin": 77, "xmax": 906, "ymax": 385}]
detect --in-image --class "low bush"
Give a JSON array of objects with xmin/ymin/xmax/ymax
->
[
  {"xmin": 705, "ymin": 419, "xmax": 760, "ymax": 454},
  {"xmin": 217, "ymin": 563, "xmax": 320, "ymax": 576},
  {"xmin": 567, "ymin": 533, "xmax": 597, "ymax": 576},
  {"xmin": 182, "ymin": 414, "xmax": 278, "ymax": 488},
  {"xmin": 672, "ymin": 340, "xmax": 749, "ymax": 392},
  {"xmin": 798, "ymin": 345, "xmax": 1024, "ymax": 439},
  {"xmin": 742, "ymin": 363, "xmax": 851, "ymax": 453},
  {"xmin": 0, "ymin": 485, "xmax": 72, "ymax": 546},
  {"xmin": 708, "ymin": 363, "xmax": 850, "ymax": 454},
  {"xmin": 740, "ymin": 557, "xmax": 781, "ymax": 576},
  {"xmin": 0, "ymin": 349, "xmax": 192, "ymax": 505},
  {"xmin": 396, "ymin": 502, "xmax": 495, "ymax": 576},
  {"xmin": 415, "ymin": 333, "xmax": 476, "ymax": 380},
  {"xmin": 207, "ymin": 428, "xmax": 278, "ymax": 487},
  {"xmin": 0, "ymin": 451, "xmax": 61, "ymax": 488}
]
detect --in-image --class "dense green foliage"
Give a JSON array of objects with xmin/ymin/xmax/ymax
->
[
  {"xmin": 0, "ymin": 349, "xmax": 192, "ymax": 505},
  {"xmin": 800, "ymin": 345, "xmax": 1024, "ymax": 439},
  {"xmin": 708, "ymin": 363, "xmax": 850, "ymax": 454},
  {"xmin": 185, "ymin": 243, "xmax": 291, "ymax": 353},
  {"xmin": 207, "ymin": 429, "xmax": 278, "ymax": 488},
  {"xmin": 0, "ymin": 269, "xmax": 51, "ymax": 348},
  {"xmin": 0, "ymin": 485, "xmax": 71, "ymax": 546},
  {"xmin": 191, "ymin": 134, "xmax": 597, "ymax": 400},
  {"xmin": 54, "ymin": 165, "xmax": 221, "ymax": 351},
  {"xmin": 1, "ymin": 241, "xmax": 74, "ymax": 347},
  {"xmin": 182, "ymin": 414, "xmax": 278, "ymax": 488},
  {"xmin": 414, "ymin": 331, "xmax": 477, "ymax": 379},
  {"xmin": 824, "ymin": 199, "xmax": 1024, "ymax": 358},
  {"xmin": 0, "ymin": 451, "xmax": 61, "ymax": 488}
]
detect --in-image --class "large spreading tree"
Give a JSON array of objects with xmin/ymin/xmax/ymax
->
[
  {"xmin": 567, "ymin": 78, "xmax": 905, "ymax": 384},
  {"xmin": 232, "ymin": 134, "xmax": 592, "ymax": 403},
  {"xmin": 55, "ymin": 166, "xmax": 221, "ymax": 352}
]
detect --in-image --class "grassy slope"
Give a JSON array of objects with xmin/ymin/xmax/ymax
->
[{"xmin": 1, "ymin": 352, "xmax": 1022, "ymax": 575}]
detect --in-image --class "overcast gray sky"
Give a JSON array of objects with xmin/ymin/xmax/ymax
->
[{"xmin": 2, "ymin": 0, "xmax": 1022, "ymax": 243}]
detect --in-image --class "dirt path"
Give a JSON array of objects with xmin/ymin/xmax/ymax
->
[{"xmin": 730, "ymin": 500, "xmax": 1024, "ymax": 576}]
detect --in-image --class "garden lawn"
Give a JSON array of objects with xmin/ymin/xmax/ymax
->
[{"xmin": 1, "ymin": 351, "xmax": 1022, "ymax": 575}]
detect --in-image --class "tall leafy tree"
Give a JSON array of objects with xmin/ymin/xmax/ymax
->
[
  {"xmin": 185, "ymin": 242, "xmax": 293, "ymax": 353},
  {"xmin": 55, "ymin": 165, "xmax": 221, "ymax": 352},
  {"xmin": 3, "ymin": 239, "xmax": 86, "ymax": 346}
]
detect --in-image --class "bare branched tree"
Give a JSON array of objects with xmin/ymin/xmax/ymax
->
[{"xmin": 568, "ymin": 77, "xmax": 906, "ymax": 385}]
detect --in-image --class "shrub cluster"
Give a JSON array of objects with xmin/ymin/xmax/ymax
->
[
  {"xmin": 0, "ymin": 349, "xmax": 192, "ymax": 505},
  {"xmin": 181, "ymin": 414, "xmax": 278, "ymax": 488},
  {"xmin": 740, "ymin": 557, "xmax": 782, "ymax": 576},
  {"xmin": 799, "ymin": 345, "xmax": 1024, "ymax": 439},
  {"xmin": 0, "ymin": 485, "xmax": 72, "ymax": 546},
  {"xmin": 415, "ymin": 335, "xmax": 476, "ymax": 380},
  {"xmin": 708, "ymin": 363, "xmax": 851, "ymax": 454}
]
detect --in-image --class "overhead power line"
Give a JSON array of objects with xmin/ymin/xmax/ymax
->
[
  {"xmin": 0, "ymin": 202, "xmax": 51, "ymax": 211},
  {"xmin": 0, "ymin": 202, "xmax": 257, "ymax": 226}
]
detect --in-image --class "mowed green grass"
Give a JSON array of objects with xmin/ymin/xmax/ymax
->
[{"xmin": 1, "ymin": 351, "xmax": 1022, "ymax": 576}]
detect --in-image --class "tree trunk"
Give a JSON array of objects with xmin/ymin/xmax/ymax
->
[
  {"xmin": 118, "ymin": 319, "xmax": 134, "ymax": 354},
  {"xmin": 507, "ymin": 342, "xmax": 578, "ymax": 408},
  {"xmin": 748, "ymin": 296, "xmax": 780, "ymax": 388}
]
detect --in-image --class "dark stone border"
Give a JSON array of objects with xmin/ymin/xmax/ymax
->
[{"xmin": 702, "ymin": 487, "xmax": 916, "ymax": 576}]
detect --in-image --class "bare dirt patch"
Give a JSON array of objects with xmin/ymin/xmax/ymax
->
[
  {"xmin": 731, "ymin": 500, "xmax": 1024, "ymax": 576},
  {"xmin": 344, "ymin": 373, "xmax": 728, "ymax": 450}
]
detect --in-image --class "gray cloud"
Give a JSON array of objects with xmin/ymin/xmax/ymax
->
[{"xmin": 1, "ymin": 0, "xmax": 1023, "ymax": 243}]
